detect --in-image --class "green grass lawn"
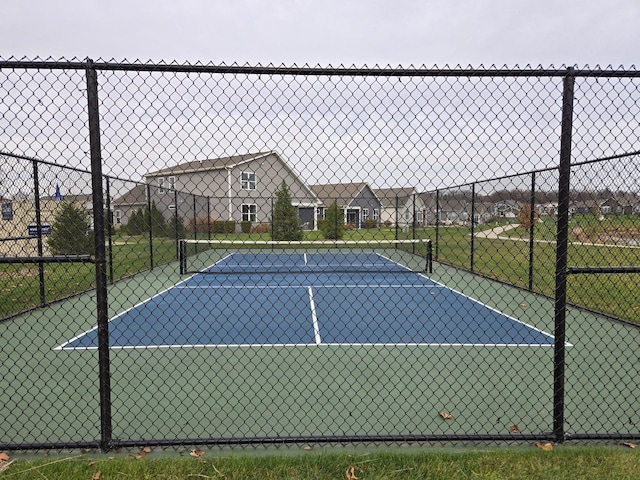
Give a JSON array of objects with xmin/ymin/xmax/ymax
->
[
  {"xmin": 2, "ymin": 446, "xmax": 639, "ymax": 479},
  {"xmin": 2, "ymin": 221, "xmax": 640, "ymax": 322}
]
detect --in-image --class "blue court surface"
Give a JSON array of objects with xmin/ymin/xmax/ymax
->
[{"xmin": 58, "ymin": 252, "xmax": 556, "ymax": 350}]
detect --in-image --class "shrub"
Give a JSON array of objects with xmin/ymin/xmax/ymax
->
[
  {"xmin": 271, "ymin": 181, "xmax": 303, "ymax": 241},
  {"xmin": 321, "ymin": 203, "xmax": 345, "ymax": 240},
  {"xmin": 240, "ymin": 221, "xmax": 252, "ymax": 234},
  {"xmin": 47, "ymin": 202, "xmax": 94, "ymax": 255},
  {"xmin": 212, "ymin": 220, "xmax": 235, "ymax": 234},
  {"xmin": 364, "ymin": 218, "xmax": 378, "ymax": 229},
  {"xmin": 251, "ymin": 223, "xmax": 271, "ymax": 234},
  {"xmin": 187, "ymin": 217, "xmax": 214, "ymax": 233},
  {"xmin": 167, "ymin": 215, "xmax": 187, "ymax": 239}
]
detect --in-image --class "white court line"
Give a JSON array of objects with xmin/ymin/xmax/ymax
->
[
  {"xmin": 308, "ymin": 286, "xmax": 322, "ymax": 345},
  {"xmin": 177, "ymin": 284, "xmax": 444, "ymax": 289},
  {"xmin": 59, "ymin": 341, "xmax": 559, "ymax": 351},
  {"xmin": 57, "ymin": 252, "xmax": 568, "ymax": 350}
]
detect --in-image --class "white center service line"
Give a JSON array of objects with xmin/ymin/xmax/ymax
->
[{"xmin": 308, "ymin": 286, "xmax": 321, "ymax": 345}]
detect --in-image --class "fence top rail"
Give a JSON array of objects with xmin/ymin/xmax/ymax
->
[{"xmin": 1, "ymin": 59, "xmax": 639, "ymax": 78}]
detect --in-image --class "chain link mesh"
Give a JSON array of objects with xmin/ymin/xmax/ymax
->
[{"xmin": 1, "ymin": 59, "xmax": 639, "ymax": 449}]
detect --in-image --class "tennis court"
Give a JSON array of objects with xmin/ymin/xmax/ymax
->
[{"xmin": 58, "ymin": 250, "xmax": 557, "ymax": 350}]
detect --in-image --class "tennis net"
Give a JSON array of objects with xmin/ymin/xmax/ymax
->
[{"xmin": 178, "ymin": 239, "xmax": 432, "ymax": 275}]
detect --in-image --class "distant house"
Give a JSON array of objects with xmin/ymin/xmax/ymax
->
[
  {"xmin": 436, "ymin": 197, "xmax": 470, "ymax": 225},
  {"xmin": 114, "ymin": 151, "xmax": 320, "ymax": 231},
  {"xmin": 0, "ymin": 192, "xmax": 92, "ymax": 257},
  {"xmin": 373, "ymin": 187, "xmax": 426, "ymax": 228},
  {"xmin": 493, "ymin": 199, "xmax": 520, "ymax": 219},
  {"xmin": 599, "ymin": 195, "xmax": 636, "ymax": 215},
  {"xmin": 111, "ymin": 184, "xmax": 147, "ymax": 229},
  {"xmin": 570, "ymin": 201, "xmax": 596, "ymax": 216},
  {"xmin": 310, "ymin": 183, "xmax": 381, "ymax": 229}
]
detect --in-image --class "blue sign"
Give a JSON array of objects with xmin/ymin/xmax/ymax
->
[
  {"xmin": 28, "ymin": 225, "xmax": 51, "ymax": 236},
  {"xmin": 1, "ymin": 203, "xmax": 12, "ymax": 221}
]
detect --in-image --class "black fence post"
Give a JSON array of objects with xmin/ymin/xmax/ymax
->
[
  {"xmin": 412, "ymin": 193, "xmax": 416, "ymax": 254},
  {"xmin": 470, "ymin": 184, "xmax": 476, "ymax": 272},
  {"xmin": 174, "ymin": 189, "xmax": 179, "ymax": 259},
  {"xmin": 528, "ymin": 172, "xmax": 536, "ymax": 291},
  {"xmin": 105, "ymin": 177, "xmax": 114, "ymax": 284},
  {"xmin": 207, "ymin": 196, "xmax": 211, "ymax": 241},
  {"xmin": 553, "ymin": 67, "xmax": 575, "ymax": 444},
  {"xmin": 32, "ymin": 159, "xmax": 46, "ymax": 306},
  {"xmin": 435, "ymin": 190, "xmax": 440, "ymax": 261},
  {"xmin": 395, "ymin": 194, "xmax": 399, "ymax": 242},
  {"xmin": 146, "ymin": 184, "xmax": 154, "ymax": 269},
  {"xmin": 86, "ymin": 59, "xmax": 112, "ymax": 452}
]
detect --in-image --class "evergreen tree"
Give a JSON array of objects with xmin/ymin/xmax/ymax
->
[
  {"xmin": 147, "ymin": 201, "xmax": 167, "ymax": 237},
  {"xmin": 167, "ymin": 214, "xmax": 187, "ymax": 239},
  {"xmin": 47, "ymin": 202, "xmax": 94, "ymax": 255},
  {"xmin": 271, "ymin": 181, "xmax": 303, "ymax": 241},
  {"xmin": 125, "ymin": 207, "xmax": 146, "ymax": 235},
  {"xmin": 321, "ymin": 203, "xmax": 345, "ymax": 240}
]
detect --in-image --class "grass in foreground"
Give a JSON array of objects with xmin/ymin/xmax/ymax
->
[{"xmin": 1, "ymin": 446, "xmax": 639, "ymax": 479}]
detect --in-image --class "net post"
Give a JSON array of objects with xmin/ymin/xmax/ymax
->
[
  {"xmin": 426, "ymin": 239, "xmax": 433, "ymax": 273},
  {"xmin": 179, "ymin": 239, "xmax": 186, "ymax": 275}
]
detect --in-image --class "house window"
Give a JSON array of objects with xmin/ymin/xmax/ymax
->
[
  {"xmin": 362, "ymin": 208, "xmax": 369, "ymax": 221},
  {"xmin": 159, "ymin": 176, "xmax": 175, "ymax": 194},
  {"xmin": 373, "ymin": 209, "xmax": 379, "ymax": 220},
  {"xmin": 242, "ymin": 204, "xmax": 257, "ymax": 222},
  {"xmin": 114, "ymin": 210, "xmax": 121, "ymax": 225},
  {"xmin": 241, "ymin": 172, "xmax": 256, "ymax": 190}
]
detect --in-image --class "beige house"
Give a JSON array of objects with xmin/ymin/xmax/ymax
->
[
  {"xmin": 114, "ymin": 151, "xmax": 321, "ymax": 231},
  {"xmin": 0, "ymin": 195, "xmax": 92, "ymax": 257},
  {"xmin": 373, "ymin": 187, "xmax": 426, "ymax": 228}
]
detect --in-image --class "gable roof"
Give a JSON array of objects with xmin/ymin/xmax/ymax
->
[
  {"xmin": 146, "ymin": 151, "xmax": 274, "ymax": 177},
  {"xmin": 373, "ymin": 187, "xmax": 418, "ymax": 208},
  {"xmin": 113, "ymin": 184, "xmax": 147, "ymax": 206},
  {"xmin": 310, "ymin": 182, "xmax": 378, "ymax": 206}
]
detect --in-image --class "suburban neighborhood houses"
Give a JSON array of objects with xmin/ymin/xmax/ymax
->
[
  {"xmin": 106, "ymin": 151, "xmax": 640, "ymax": 234},
  {"xmin": 4, "ymin": 151, "xmax": 640, "ymax": 247}
]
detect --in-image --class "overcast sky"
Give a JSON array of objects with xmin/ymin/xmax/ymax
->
[
  {"xmin": 2, "ymin": 0, "xmax": 638, "ymax": 68},
  {"xmin": 2, "ymin": 0, "xmax": 639, "ymax": 193}
]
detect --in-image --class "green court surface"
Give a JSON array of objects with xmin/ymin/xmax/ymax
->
[{"xmin": 1, "ymin": 258, "xmax": 639, "ymax": 446}]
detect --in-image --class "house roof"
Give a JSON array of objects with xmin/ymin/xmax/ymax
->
[
  {"xmin": 146, "ymin": 151, "xmax": 274, "ymax": 177},
  {"xmin": 373, "ymin": 187, "xmax": 417, "ymax": 208},
  {"xmin": 113, "ymin": 184, "xmax": 147, "ymax": 206},
  {"xmin": 310, "ymin": 182, "xmax": 376, "ymax": 206}
]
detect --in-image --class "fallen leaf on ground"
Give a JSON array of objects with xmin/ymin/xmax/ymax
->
[
  {"xmin": 535, "ymin": 442, "xmax": 553, "ymax": 451},
  {"xmin": 92, "ymin": 471, "xmax": 102, "ymax": 480},
  {"xmin": 619, "ymin": 442, "xmax": 637, "ymax": 449},
  {"xmin": 142, "ymin": 446, "xmax": 152, "ymax": 453},
  {"xmin": 0, "ymin": 453, "xmax": 9, "ymax": 462},
  {"xmin": 439, "ymin": 411, "xmax": 454, "ymax": 420},
  {"xmin": 190, "ymin": 448, "xmax": 205, "ymax": 458},
  {"xmin": 346, "ymin": 464, "xmax": 360, "ymax": 480},
  {"xmin": 0, "ymin": 460, "xmax": 14, "ymax": 473}
]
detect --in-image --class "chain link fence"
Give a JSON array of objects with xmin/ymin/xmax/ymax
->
[{"xmin": 1, "ymin": 59, "xmax": 639, "ymax": 450}]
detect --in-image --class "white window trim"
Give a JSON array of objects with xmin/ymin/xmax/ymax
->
[
  {"xmin": 241, "ymin": 171, "xmax": 256, "ymax": 190},
  {"xmin": 241, "ymin": 203, "xmax": 257, "ymax": 222}
]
